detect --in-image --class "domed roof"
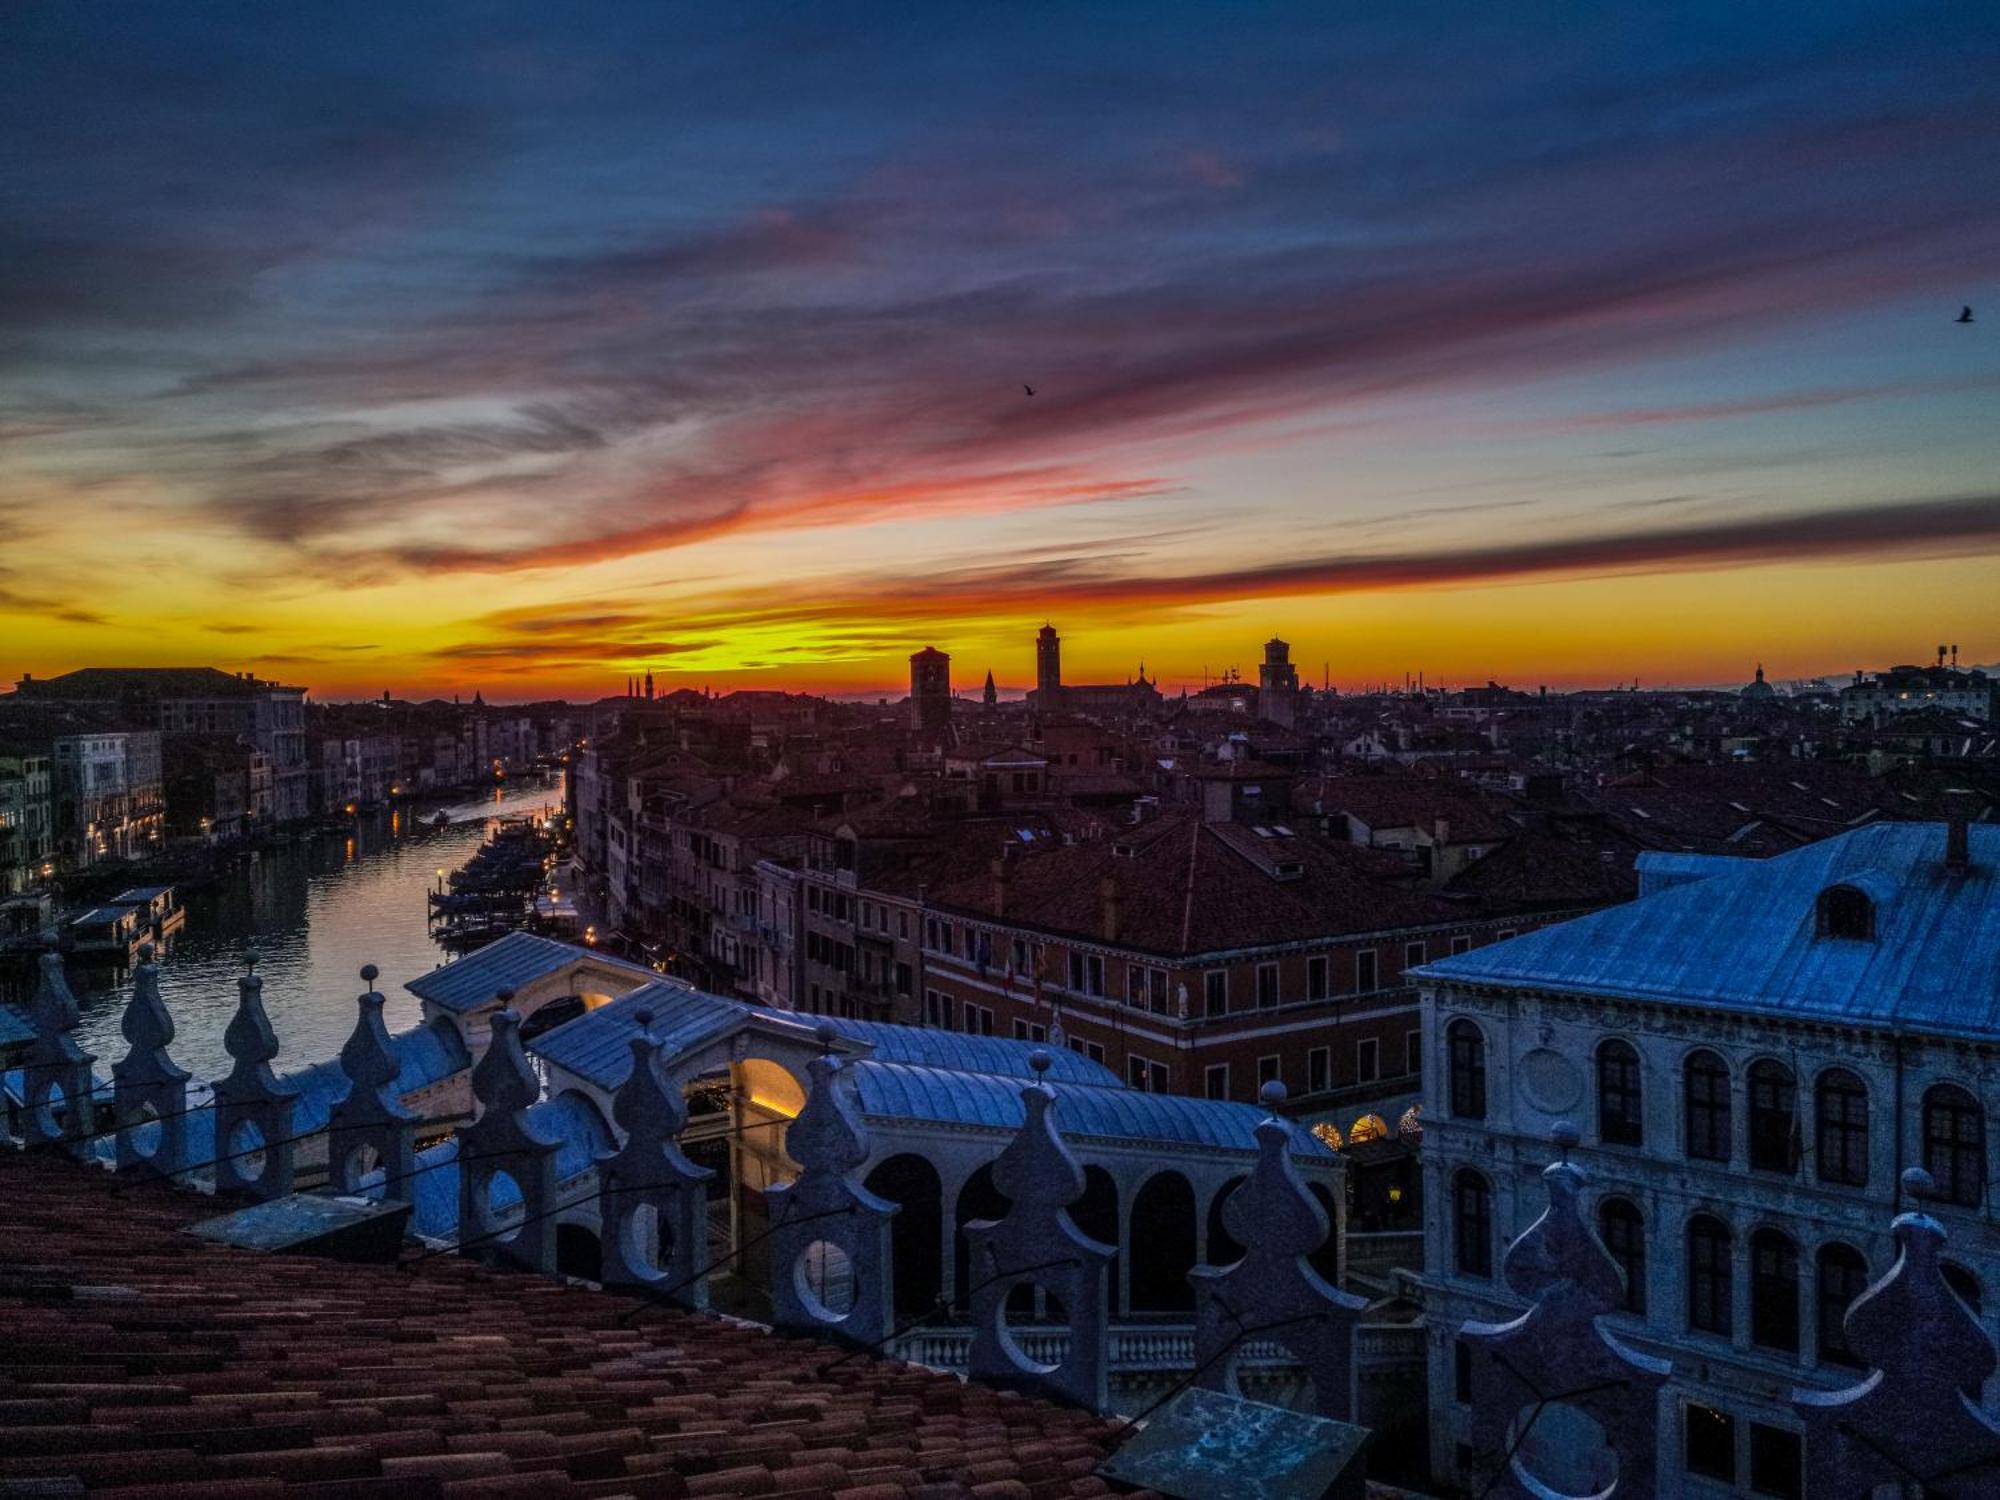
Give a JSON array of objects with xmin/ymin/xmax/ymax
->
[{"xmin": 1740, "ymin": 663, "xmax": 1776, "ymax": 700}]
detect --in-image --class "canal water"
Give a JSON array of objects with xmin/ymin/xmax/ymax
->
[{"xmin": 71, "ymin": 780, "xmax": 564, "ymax": 1082}]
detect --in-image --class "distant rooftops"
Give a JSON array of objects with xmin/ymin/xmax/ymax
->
[{"xmin": 13, "ymin": 666, "xmax": 303, "ymax": 698}]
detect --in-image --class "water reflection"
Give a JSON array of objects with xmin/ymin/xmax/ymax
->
[{"xmin": 73, "ymin": 782, "xmax": 562, "ymax": 1080}]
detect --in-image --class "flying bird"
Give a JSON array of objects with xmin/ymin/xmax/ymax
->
[
  {"xmin": 1023, "ymin": 384, "xmax": 1035, "ymax": 396},
  {"xmin": 1957, "ymin": 306, "xmax": 1975, "ymax": 324}
]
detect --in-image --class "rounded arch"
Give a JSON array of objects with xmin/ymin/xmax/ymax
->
[
  {"xmin": 1128, "ymin": 1170, "xmax": 1197, "ymax": 1313},
  {"xmin": 1812, "ymin": 1067, "xmax": 1870, "ymax": 1188},
  {"xmin": 1205, "ymin": 1174, "xmax": 1248, "ymax": 1266},
  {"xmin": 1076, "ymin": 1165, "xmax": 1120, "ymax": 1314},
  {"xmin": 1817, "ymin": 883, "xmax": 1875, "ymax": 940},
  {"xmin": 1683, "ymin": 1048, "xmax": 1733, "ymax": 1163},
  {"xmin": 1396, "ymin": 1104, "xmax": 1423, "ymax": 1141},
  {"xmin": 1451, "ymin": 1167, "xmax": 1492, "ymax": 1279},
  {"xmin": 1923, "ymin": 1081, "xmax": 1986, "ymax": 1208},
  {"xmin": 1597, "ymin": 1196, "xmax": 1645, "ymax": 1314},
  {"xmin": 1311, "ymin": 1121, "xmax": 1344, "ymax": 1151},
  {"xmin": 1746, "ymin": 1057, "xmax": 1798, "ymax": 1174},
  {"xmin": 1446, "ymin": 1018, "xmax": 1488, "ymax": 1121},
  {"xmin": 1595, "ymin": 1038, "xmax": 1643, "ymax": 1147},
  {"xmin": 1347, "ymin": 1113, "xmax": 1388, "ymax": 1145},
  {"xmin": 1815, "ymin": 1241, "xmax": 1868, "ymax": 1368},
  {"xmin": 1686, "ymin": 1213, "xmax": 1733, "ymax": 1336},
  {"xmin": 1749, "ymin": 1226, "xmax": 1800, "ymax": 1353},
  {"xmin": 519, "ymin": 994, "xmax": 587, "ymax": 1043},
  {"xmin": 865, "ymin": 1153, "xmax": 944, "ymax": 1321},
  {"xmin": 952, "ymin": 1163, "xmax": 1006, "ymax": 1315}
]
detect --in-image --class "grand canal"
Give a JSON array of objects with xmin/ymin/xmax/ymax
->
[{"xmin": 71, "ymin": 780, "xmax": 564, "ymax": 1081}]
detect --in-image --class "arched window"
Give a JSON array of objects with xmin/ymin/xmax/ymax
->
[
  {"xmin": 1684, "ymin": 1051, "xmax": 1732, "ymax": 1163},
  {"xmin": 1924, "ymin": 1084, "xmax": 1986, "ymax": 1208},
  {"xmin": 1597, "ymin": 1040, "xmax": 1643, "ymax": 1147},
  {"xmin": 1448, "ymin": 1020, "xmax": 1487, "ymax": 1121},
  {"xmin": 1814, "ymin": 1069, "xmax": 1869, "ymax": 1188},
  {"xmin": 1687, "ymin": 1215, "xmax": 1733, "ymax": 1336},
  {"xmin": 1815, "ymin": 1243, "xmax": 1868, "ymax": 1369},
  {"xmin": 1747, "ymin": 1060, "xmax": 1798, "ymax": 1174},
  {"xmin": 1817, "ymin": 884, "xmax": 1874, "ymax": 940},
  {"xmin": 1598, "ymin": 1197, "xmax": 1646, "ymax": 1315},
  {"xmin": 1750, "ymin": 1228, "xmax": 1800, "ymax": 1354},
  {"xmin": 1453, "ymin": 1168, "xmax": 1492, "ymax": 1279}
]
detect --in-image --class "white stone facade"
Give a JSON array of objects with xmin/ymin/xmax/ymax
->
[{"xmin": 1416, "ymin": 977, "xmax": 2000, "ymax": 1495}]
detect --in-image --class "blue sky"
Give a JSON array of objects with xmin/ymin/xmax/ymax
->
[{"xmin": 4, "ymin": 1, "xmax": 1998, "ymax": 695}]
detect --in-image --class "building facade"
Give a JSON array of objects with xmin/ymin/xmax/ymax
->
[
  {"xmin": 1415, "ymin": 818, "xmax": 2000, "ymax": 1497},
  {"xmin": 0, "ymin": 750, "xmax": 54, "ymax": 893}
]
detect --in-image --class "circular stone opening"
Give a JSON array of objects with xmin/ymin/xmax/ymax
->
[
  {"xmin": 481, "ymin": 1169, "xmax": 524, "ymax": 1242},
  {"xmin": 343, "ymin": 1142, "xmax": 384, "ymax": 1199},
  {"xmin": 996, "ymin": 1280, "xmax": 1070, "ymax": 1376},
  {"xmin": 37, "ymin": 1080, "xmax": 67, "ymax": 1142},
  {"xmin": 794, "ymin": 1239, "xmax": 856, "ymax": 1322},
  {"xmin": 620, "ymin": 1202, "xmax": 673, "ymax": 1279},
  {"xmin": 127, "ymin": 1101, "xmax": 163, "ymax": 1161},
  {"xmin": 1508, "ymin": 1399, "xmax": 1616, "ymax": 1498},
  {"xmin": 226, "ymin": 1119, "xmax": 267, "ymax": 1183}
]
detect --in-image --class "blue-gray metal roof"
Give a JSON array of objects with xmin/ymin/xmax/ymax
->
[
  {"xmin": 1633, "ymin": 851, "xmax": 1758, "ymax": 897},
  {"xmin": 527, "ymin": 983, "xmax": 759, "ymax": 1090},
  {"xmin": 850, "ymin": 1060, "xmax": 1333, "ymax": 1161},
  {"xmin": 779, "ymin": 1014, "xmax": 1123, "ymax": 1088},
  {"xmin": 531, "ymin": 986, "xmax": 1126, "ymax": 1094},
  {"xmin": 110, "ymin": 886, "xmax": 173, "ymax": 902},
  {"xmin": 0, "ymin": 1002, "xmax": 34, "ymax": 1048},
  {"xmin": 404, "ymin": 932, "xmax": 652, "ymax": 1014},
  {"xmin": 1423, "ymin": 822, "xmax": 2000, "ymax": 1040}
]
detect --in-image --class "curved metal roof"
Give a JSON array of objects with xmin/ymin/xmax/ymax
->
[
  {"xmin": 849, "ymin": 1060, "xmax": 1332, "ymax": 1161},
  {"xmin": 528, "ymin": 983, "xmax": 758, "ymax": 1090},
  {"xmin": 405, "ymin": 932, "xmax": 653, "ymax": 1014},
  {"xmin": 1425, "ymin": 823, "xmax": 2000, "ymax": 1039},
  {"xmin": 798, "ymin": 1015, "xmax": 1122, "ymax": 1088}
]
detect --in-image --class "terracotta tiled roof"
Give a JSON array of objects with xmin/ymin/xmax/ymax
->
[
  {"xmin": 0, "ymin": 1150, "xmax": 1142, "ymax": 1500},
  {"xmin": 926, "ymin": 808, "xmax": 1460, "ymax": 954}
]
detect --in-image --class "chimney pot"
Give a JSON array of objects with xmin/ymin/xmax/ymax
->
[
  {"xmin": 1099, "ymin": 874, "xmax": 1122, "ymax": 943},
  {"xmin": 1944, "ymin": 789, "xmax": 1974, "ymax": 876}
]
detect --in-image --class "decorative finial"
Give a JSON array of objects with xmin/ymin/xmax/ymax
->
[
  {"xmin": 1029, "ymin": 1049, "xmax": 1051, "ymax": 1075},
  {"xmin": 242, "ymin": 947, "xmax": 260, "ymax": 973},
  {"xmin": 815, "ymin": 1020, "xmax": 838, "ymax": 1052},
  {"xmin": 1902, "ymin": 1165, "xmax": 1937, "ymax": 1201},
  {"xmin": 137, "ymin": 941, "xmax": 155, "ymax": 964},
  {"xmin": 1260, "ymin": 1078, "xmax": 1288, "ymax": 1108},
  {"xmin": 1550, "ymin": 1120, "xmax": 1580, "ymax": 1160},
  {"xmin": 632, "ymin": 1007, "xmax": 654, "ymax": 1029},
  {"xmin": 496, "ymin": 985, "xmax": 516, "ymax": 1005},
  {"xmin": 360, "ymin": 962, "xmax": 379, "ymax": 986}
]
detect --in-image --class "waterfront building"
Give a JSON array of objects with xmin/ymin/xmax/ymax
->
[
  {"xmin": 1414, "ymin": 812, "xmax": 2000, "ymax": 1493},
  {"xmin": 13, "ymin": 667, "xmax": 311, "ymax": 822},
  {"xmin": 0, "ymin": 746, "xmax": 54, "ymax": 893},
  {"xmin": 50, "ymin": 728, "xmax": 164, "ymax": 868}
]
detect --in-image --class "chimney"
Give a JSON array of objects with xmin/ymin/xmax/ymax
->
[
  {"xmin": 1945, "ymin": 789, "xmax": 1974, "ymax": 876},
  {"xmin": 991, "ymin": 848, "xmax": 1012, "ymax": 918},
  {"xmin": 1100, "ymin": 874, "xmax": 1122, "ymax": 943},
  {"xmin": 1434, "ymin": 816, "xmax": 1452, "ymax": 847}
]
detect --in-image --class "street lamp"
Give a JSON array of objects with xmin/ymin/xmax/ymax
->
[{"xmin": 435, "ymin": 866, "xmax": 445, "ymax": 893}]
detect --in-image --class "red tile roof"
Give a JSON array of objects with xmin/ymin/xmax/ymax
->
[{"xmin": 0, "ymin": 1150, "xmax": 1146, "ymax": 1500}]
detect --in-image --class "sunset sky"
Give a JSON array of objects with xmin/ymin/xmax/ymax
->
[{"xmin": 5, "ymin": 2, "xmax": 1999, "ymax": 701}]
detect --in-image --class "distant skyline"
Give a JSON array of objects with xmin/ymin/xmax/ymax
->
[{"xmin": 5, "ymin": 3, "xmax": 2000, "ymax": 699}]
